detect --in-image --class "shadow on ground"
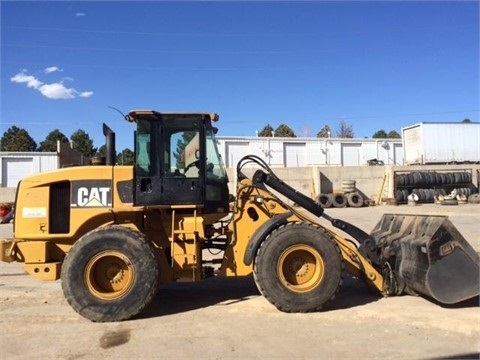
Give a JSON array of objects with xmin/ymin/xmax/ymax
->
[
  {"xmin": 437, "ymin": 295, "xmax": 480, "ymax": 309},
  {"xmin": 138, "ymin": 276, "xmax": 259, "ymax": 319},
  {"xmin": 137, "ymin": 274, "xmax": 382, "ymax": 320},
  {"xmin": 428, "ymin": 353, "xmax": 480, "ymax": 360}
]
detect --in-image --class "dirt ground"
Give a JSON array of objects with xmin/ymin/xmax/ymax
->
[{"xmin": 1, "ymin": 203, "xmax": 479, "ymax": 359}]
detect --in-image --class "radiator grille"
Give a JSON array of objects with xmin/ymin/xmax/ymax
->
[{"xmin": 49, "ymin": 181, "xmax": 70, "ymax": 234}]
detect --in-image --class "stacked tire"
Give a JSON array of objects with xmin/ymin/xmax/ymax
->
[
  {"xmin": 395, "ymin": 171, "xmax": 475, "ymax": 204},
  {"xmin": 395, "ymin": 171, "xmax": 472, "ymax": 187},
  {"xmin": 341, "ymin": 180, "xmax": 356, "ymax": 193},
  {"xmin": 315, "ymin": 179, "xmax": 364, "ymax": 208}
]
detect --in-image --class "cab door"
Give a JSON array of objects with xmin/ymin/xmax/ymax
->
[{"xmin": 134, "ymin": 116, "xmax": 205, "ymax": 206}]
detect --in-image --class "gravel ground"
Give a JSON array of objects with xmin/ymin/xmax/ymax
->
[{"xmin": 0, "ymin": 203, "xmax": 479, "ymax": 360}]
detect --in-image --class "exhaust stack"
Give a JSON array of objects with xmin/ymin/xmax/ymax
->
[{"xmin": 103, "ymin": 123, "xmax": 116, "ymax": 166}]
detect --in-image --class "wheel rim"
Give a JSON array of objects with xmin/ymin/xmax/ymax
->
[
  {"xmin": 84, "ymin": 250, "xmax": 135, "ymax": 300},
  {"xmin": 277, "ymin": 244, "xmax": 324, "ymax": 293}
]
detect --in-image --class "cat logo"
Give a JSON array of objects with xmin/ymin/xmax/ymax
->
[{"xmin": 71, "ymin": 180, "xmax": 112, "ymax": 208}]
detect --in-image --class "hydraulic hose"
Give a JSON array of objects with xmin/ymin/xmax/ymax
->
[{"xmin": 252, "ymin": 170, "xmax": 324, "ymax": 217}]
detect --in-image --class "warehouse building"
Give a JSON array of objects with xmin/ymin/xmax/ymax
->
[
  {"xmin": 216, "ymin": 136, "xmax": 403, "ymax": 168},
  {"xmin": 1, "ymin": 137, "xmax": 402, "ymax": 188}
]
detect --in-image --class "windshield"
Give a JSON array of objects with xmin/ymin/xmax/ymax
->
[{"xmin": 206, "ymin": 127, "xmax": 228, "ymax": 181}]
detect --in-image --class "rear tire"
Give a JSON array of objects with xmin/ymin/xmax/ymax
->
[
  {"xmin": 253, "ymin": 222, "xmax": 343, "ymax": 312},
  {"xmin": 61, "ymin": 225, "xmax": 159, "ymax": 322}
]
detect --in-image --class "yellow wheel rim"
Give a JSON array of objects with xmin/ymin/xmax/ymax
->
[
  {"xmin": 277, "ymin": 245, "xmax": 324, "ymax": 293},
  {"xmin": 85, "ymin": 250, "xmax": 135, "ymax": 300}
]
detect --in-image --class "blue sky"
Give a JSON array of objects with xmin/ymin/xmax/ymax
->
[{"xmin": 1, "ymin": 1, "xmax": 479, "ymax": 152}]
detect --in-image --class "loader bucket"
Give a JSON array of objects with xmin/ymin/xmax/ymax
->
[{"xmin": 370, "ymin": 214, "xmax": 480, "ymax": 304}]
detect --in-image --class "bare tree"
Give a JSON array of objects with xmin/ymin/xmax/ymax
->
[
  {"xmin": 299, "ymin": 125, "xmax": 312, "ymax": 137},
  {"xmin": 336, "ymin": 120, "xmax": 354, "ymax": 138}
]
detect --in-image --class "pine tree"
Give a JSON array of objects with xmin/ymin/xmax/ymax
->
[
  {"xmin": 0, "ymin": 126, "xmax": 37, "ymax": 151},
  {"xmin": 70, "ymin": 129, "xmax": 97, "ymax": 158},
  {"xmin": 387, "ymin": 130, "xmax": 401, "ymax": 139},
  {"xmin": 274, "ymin": 124, "xmax": 296, "ymax": 137},
  {"xmin": 372, "ymin": 130, "xmax": 388, "ymax": 138},
  {"xmin": 39, "ymin": 129, "xmax": 69, "ymax": 152},
  {"xmin": 117, "ymin": 148, "xmax": 134, "ymax": 165},
  {"xmin": 258, "ymin": 124, "xmax": 274, "ymax": 137},
  {"xmin": 316, "ymin": 125, "xmax": 331, "ymax": 138}
]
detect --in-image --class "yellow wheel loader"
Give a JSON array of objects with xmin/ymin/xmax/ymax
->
[{"xmin": 1, "ymin": 110, "xmax": 478, "ymax": 322}]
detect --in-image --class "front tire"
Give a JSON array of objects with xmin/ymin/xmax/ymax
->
[
  {"xmin": 61, "ymin": 225, "xmax": 159, "ymax": 322},
  {"xmin": 253, "ymin": 222, "xmax": 343, "ymax": 312}
]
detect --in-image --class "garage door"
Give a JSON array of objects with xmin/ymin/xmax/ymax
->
[
  {"xmin": 341, "ymin": 144, "xmax": 362, "ymax": 166},
  {"xmin": 225, "ymin": 142, "xmax": 249, "ymax": 168},
  {"xmin": 393, "ymin": 144, "xmax": 403, "ymax": 165},
  {"xmin": 284, "ymin": 143, "xmax": 306, "ymax": 167},
  {"xmin": 2, "ymin": 158, "xmax": 34, "ymax": 187}
]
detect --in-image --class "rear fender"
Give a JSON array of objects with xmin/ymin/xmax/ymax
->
[{"xmin": 243, "ymin": 212, "xmax": 292, "ymax": 265}]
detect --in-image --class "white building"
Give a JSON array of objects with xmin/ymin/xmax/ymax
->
[
  {"xmin": 0, "ymin": 142, "xmax": 90, "ymax": 188},
  {"xmin": 216, "ymin": 136, "xmax": 403, "ymax": 168},
  {"xmin": 0, "ymin": 137, "xmax": 403, "ymax": 188},
  {"xmin": 0, "ymin": 152, "xmax": 58, "ymax": 187}
]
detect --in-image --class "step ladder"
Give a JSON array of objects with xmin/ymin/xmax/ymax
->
[{"xmin": 170, "ymin": 209, "xmax": 200, "ymax": 281}]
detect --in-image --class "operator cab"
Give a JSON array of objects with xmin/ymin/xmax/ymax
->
[{"xmin": 127, "ymin": 110, "xmax": 229, "ymax": 214}]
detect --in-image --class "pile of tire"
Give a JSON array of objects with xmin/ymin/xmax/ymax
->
[
  {"xmin": 315, "ymin": 193, "xmax": 364, "ymax": 208},
  {"xmin": 396, "ymin": 187, "xmax": 476, "ymax": 204},
  {"xmin": 315, "ymin": 180, "xmax": 365, "ymax": 208},
  {"xmin": 401, "ymin": 188, "xmax": 436, "ymax": 203},
  {"xmin": 436, "ymin": 191, "xmax": 480, "ymax": 206},
  {"xmin": 395, "ymin": 171, "xmax": 475, "ymax": 204},
  {"xmin": 395, "ymin": 171, "xmax": 472, "ymax": 187},
  {"xmin": 340, "ymin": 180, "xmax": 356, "ymax": 193}
]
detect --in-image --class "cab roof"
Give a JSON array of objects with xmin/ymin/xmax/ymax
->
[{"xmin": 127, "ymin": 110, "xmax": 219, "ymax": 122}]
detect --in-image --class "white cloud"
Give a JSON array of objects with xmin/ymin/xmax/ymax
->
[
  {"xmin": 11, "ymin": 71, "xmax": 43, "ymax": 89},
  {"xmin": 79, "ymin": 91, "xmax": 94, "ymax": 98},
  {"xmin": 76, "ymin": 12, "xmax": 86, "ymax": 17},
  {"xmin": 44, "ymin": 66, "xmax": 63, "ymax": 74},
  {"xmin": 38, "ymin": 83, "xmax": 76, "ymax": 99},
  {"xmin": 10, "ymin": 69, "xmax": 93, "ymax": 100}
]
